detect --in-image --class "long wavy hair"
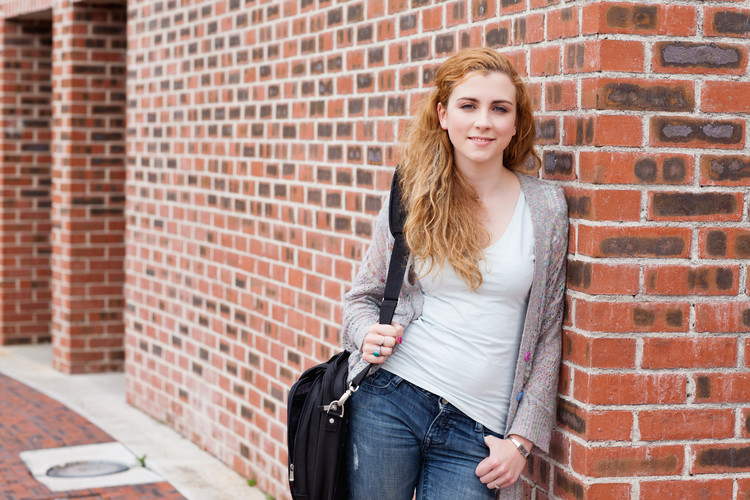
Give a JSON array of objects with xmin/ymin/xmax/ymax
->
[{"xmin": 399, "ymin": 48, "xmax": 539, "ymax": 290}]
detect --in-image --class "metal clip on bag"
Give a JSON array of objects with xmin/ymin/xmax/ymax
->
[{"xmin": 286, "ymin": 171, "xmax": 408, "ymax": 500}]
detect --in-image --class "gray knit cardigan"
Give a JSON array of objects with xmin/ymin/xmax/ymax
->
[{"xmin": 342, "ymin": 172, "xmax": 568, "ymax": 498}]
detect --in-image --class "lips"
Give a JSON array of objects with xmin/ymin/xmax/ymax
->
[{"xmin": 469, "ymin": 137, "xmax": 494, "ymax": 144}]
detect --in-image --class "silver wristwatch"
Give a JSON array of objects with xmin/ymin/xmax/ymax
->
[{"xmin": 507, "ymin": 436, "xmax": 530, "ymax": 458}]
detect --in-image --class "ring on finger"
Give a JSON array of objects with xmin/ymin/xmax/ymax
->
[
  {"xmin": 379, "ymin": 335, "xmax": 385, "ymax": 346},
  {"xmin": 373, "ymin": 346, "xmax": 381, "ymax": 358}
]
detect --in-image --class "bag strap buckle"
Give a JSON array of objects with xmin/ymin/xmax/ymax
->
[{"xmin": 321, "ymin": 383, "xmax": 359, "ymax": 419}]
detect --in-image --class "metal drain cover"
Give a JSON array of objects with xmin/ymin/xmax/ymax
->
[{"xmin": 47, "ymin": 460, "xmax": 130, "ymax": 478}]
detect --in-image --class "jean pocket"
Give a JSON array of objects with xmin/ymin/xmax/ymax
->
[
  {"xmin": 361, "ymin": 368, "xmax": 403, "ymax": 394},
  {"xmin": 474, "ymin": 422, "xmax": 504, "ymax": 447}
]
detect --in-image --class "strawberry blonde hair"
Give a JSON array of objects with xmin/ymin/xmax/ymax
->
[{"xmin": 399, "ymin": 48, "xmax": 539, "ymax": 290}]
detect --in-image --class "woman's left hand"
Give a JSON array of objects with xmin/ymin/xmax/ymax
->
[{"xmin": 475, "ymin": 434, "xmax": 530, "ymax": 490}]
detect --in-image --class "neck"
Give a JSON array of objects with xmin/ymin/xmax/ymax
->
[{"xmin": 458, "ymin": 163, "xmax": 516, "ymax": 200}]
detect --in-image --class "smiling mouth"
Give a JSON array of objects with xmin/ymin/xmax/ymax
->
[{"xmin": 469, "ymin": 137, "xmax": 494, "ymax": 143}]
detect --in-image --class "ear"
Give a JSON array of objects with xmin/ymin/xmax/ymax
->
[{"xmin": 437, "ymin": 102, "xmax": 448, "ymax": 130}]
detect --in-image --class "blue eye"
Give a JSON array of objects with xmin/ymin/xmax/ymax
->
[{"xmin": 459, "ymin": 103, "xmax": 475, "ymax": 110}]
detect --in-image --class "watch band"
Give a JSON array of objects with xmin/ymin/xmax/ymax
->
[{"xmin": 507, "ymin": 436, "xmax": 530, "ymax": 458}]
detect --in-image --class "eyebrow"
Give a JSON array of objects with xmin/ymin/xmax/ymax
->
[{"xmin": 455, "ymin": 97, "xmax": 514, "ymax": 105}]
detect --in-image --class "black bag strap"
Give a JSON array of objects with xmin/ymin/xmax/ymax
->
[{"xmin": 350, "ymin": 169, "xmax": 408, "ymax": 388}]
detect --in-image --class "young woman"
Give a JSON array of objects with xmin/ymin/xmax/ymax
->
[{"xmin": 342, "ymin": 48, "xmax": 568, "ymax": 499}]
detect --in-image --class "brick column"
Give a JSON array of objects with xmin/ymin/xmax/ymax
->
[
  {"xmin": 0, "ymin": 15, "xmax": 53, "ymax": 345},
  {"xmin": 50, "ymin": 0, "xmax": 127, "ymax": 373},
  {"xmin": 547, "ymin": 2, "xmax": 750, "ymax": 499}
]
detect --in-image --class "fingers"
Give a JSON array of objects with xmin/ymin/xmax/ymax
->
[
  {"xmin": 362, "ymin": 323, "xmax": 403, "ymax": 363},
  {"xmin": 475, "ymin": 436, "xmax": 526, "ymax": 490}
]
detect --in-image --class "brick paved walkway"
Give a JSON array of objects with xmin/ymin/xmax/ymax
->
[{"xmin": 0, "ymin": 373, "xmax": 185, "ymax": 500}]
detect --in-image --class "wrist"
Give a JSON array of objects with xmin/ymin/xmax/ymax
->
[{"xmin": 507, "ymin": 435, "xmax": 531, "ymax": 459}]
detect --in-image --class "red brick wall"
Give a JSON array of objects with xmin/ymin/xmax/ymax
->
[
  {"xmin": 1, "ymin": 0, "xmax": 746, "ymax": 498},
  {"xmin": 121, "ymin": 1, "xmax": 750, "ymax": 498},
  {"xmin": 48, "ymin": 1, "xmax": 127, "ymax": 373},
  {"xmin": 0, "ymin": 16, "xmax": 52, "ymax": 346}
]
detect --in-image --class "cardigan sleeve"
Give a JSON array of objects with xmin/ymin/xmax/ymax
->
[
  {"xmin": 506, "ymin": 185, "xmax": 568, "ymax": 453},
  {"xmin": 342, "ymin": 196, "xmax": 393, "ymax": 355}
]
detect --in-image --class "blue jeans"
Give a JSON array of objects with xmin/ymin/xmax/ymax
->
[{"xmin": 347, "ymin": 369, "xmax": 503, "ymax": 500}]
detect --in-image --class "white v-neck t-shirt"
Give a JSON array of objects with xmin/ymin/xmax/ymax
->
[{"xmin": 383, "ymin": 191, "xmax": 535, "ymax": 433}]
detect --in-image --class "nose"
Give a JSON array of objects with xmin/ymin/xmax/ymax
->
[{"xmin": 474, "ymin": 110, "xmax": 491, "ymax": 129}]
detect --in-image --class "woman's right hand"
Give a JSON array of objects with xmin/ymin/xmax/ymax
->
[{"xmin": 361, "ymin": 323, "xmax": 403, "ymax": 364}]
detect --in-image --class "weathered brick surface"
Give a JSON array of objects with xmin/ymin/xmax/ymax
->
[
  {"xmin": 0, "ymin": 0, "xmax": 745, "ymax": 499},
  {"xmin": 0, "ymin": 17, "xmax": 52, "ymax": 345}
]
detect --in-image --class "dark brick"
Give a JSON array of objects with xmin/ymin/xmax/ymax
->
[
  {"xmin": 634, "ymin": 159, "xmax": 657, "ymax": 182},
  {"xmin": 600, "ymin": 83, "xmax": 693, "ymax": 111},
  {"xmin": 713, "ymin": 11, "xmax": 750, "ymax": 36},
  {"xmin": 536, "ymin": 118, "xmax": 558, "ymax": 141},
  {"xmin": 657, "ymin": 42, "xmax": 742, "ymax": 69},
  {"xmin": 653, "ymin": 117, "xmax": 744, "ymax": 145},
  {"xmin": 567, "ymin": 195, "xmax": 591, "ymax": 218},
  {"xmin": 706, "ymin": 230, "xmax": 727, "ymax": 256},
  {"xmin": 600, "ymin": 236, "xmax": 685, "ymax": 257},
  {"xmin": 486, "ymin": 27, "xmax": 508, "ymax": 48},
  {"xmin": 544, "ymin": 151, "xmax": 574, "ymax": 176},
  {"xmin": 502, "ymin": 0, "xmax": 523, "ymax": 6},
  {"xmin": 400, "ymin": 14, "xmax": 417, "ymax": 31},
  {"xmin": 557, "ymin": 400, "xmax": 586, "ymax": 434},
  {"xmin": 435, "ymin": 34, "xmax": 454, "ymax": 54},
  {"xmin": 411, "ymin": 40, "xmax": 429, "ymax": 60},
  {"xmin": 633, "ymin": 307, "xmax": 656, "ymax": 327},
  {"xmin": 663, "ymin": 157, "xmax": 687, "ymax": 182},
  {"xmin": 555, "ymin": 470, "xmax": 584, "ymax": 500},
  {"xmin": 737, "ymin": 235, "xmax": 750, "ymax": 258},
  {"xmin": 652, "ymin": 192, "xmax": 737, "ymax": 217},
  {"xmin": 575, "ymin": 117, "xmax": 595, "ymax": 145},
  {"xmin": 567, "ymin": 261, "xmax": 592, "ymax": 289},
  {"xmin": 696, "ymin": 447, "xmax": 750, "ymax": 469},
  {"xmin": 606, "ymin": 5, "xmax": 657, "ymax": 30},
  {"xmin": 703, "ymin": 155, "xmax": 750, "ymax": 182}
]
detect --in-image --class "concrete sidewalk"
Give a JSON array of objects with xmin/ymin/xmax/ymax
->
[{"xmin": 0, "ymin": 344, "xmax": 267, "ymax": 500}]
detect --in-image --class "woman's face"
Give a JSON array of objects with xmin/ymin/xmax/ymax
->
[{"xmin": 437, "ymin": 71, "xmax": 517, "ymax": 172}]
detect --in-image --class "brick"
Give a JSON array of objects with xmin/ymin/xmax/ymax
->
[
  {"xmin": 600, "ymin": 40, "xmax": 645, "ymax": 72},
  {"xmin": 513, "ymin": 13, "xmax": 544, "ymax": 45},
  {"xmin": 577, "ymin": 225, "xmax": 691, "ymax": 258},
  {"xmin": 702, "ymin": 81, "xmax": 750, "ymax": 113},
  {"xmin": 485, "ymin": 20, "xmax": 511, "ymax": 49},
  {"xmin": 566, "ymin": 260, "xmax": 639, "ymax": 295},
  {"xmin": 705, "ymin": 7, "xmax": 750, "ymax": 38},
  {"xmin": 650, "ymin": 116, "xmax": 745, "ymax": 149},
  {"xmin": 573, "ymin": 444, "xmax": 684, "ymax": 477},
  {"xmin": 695, "ymin": 301, "xmax": 750, "ymax": 332},
  {"xmin": 741, "ymin": 478, "xmax": 750, "ymax": 500},
  {"xmin": 574, "ymin": 300, "xmax": 689, "ymax": 333},
  {"xmin": 542, "ymin": 150, "xmax": 575, "ymax": 180},
  {"xmin": 530, "ymin": 45, "xmax": 560, "ymax": 76},
  {"xmin": 700, "ymin": 154, "xmax": 750, "ymax": 186},
  {"xmin": 581, "ymin": 78, "xmax": 694, "ymax": 112},
  {"xmin": 556, "ymin": 399, "xmax": 632, "ymax": 440},
  {"xmin": 563, "ymin": 115, "xmax": 643, "ymax": 147},
  {"xmin": 652, "ymin": 41, "xmax": 748, "ymax": 75},
  {"xmin": 698, "ymin": 228, "xmax": 750, "ymax": 259},
  {"xmin": 470, "ymin": 0, "xmax": 496, "ymax": 21},
  {"xmin": 545, "ymin": 80, "xmax": 576, "ymax": 111},
  {"xmin": 547, "ymin": 6, "xmax": 578, "ymax": 40},
  {"xmin": 500, "ymin": 0, "xmax": 527, "ymax": 15},
  {"xmin": 644, "ymin": 264, "xmax": 739, "ymax": 296},
  {"xmin": 640, "ymin": 409, "xmax": 734, "ymax": 441},
  {"xmin": 579, "ymin": 152, "xmax": 693, "ymax": 185},
  {"xmin": 743, "ymin": 408, "xmax": 750, "ymax": 438},
  {"xmin": 575, "ymin": 370, "xmax": 686, "ymax": 406},
  {"xmin": 691, "ymin": 444, "xmax": 750, "ymax": 474},
  {"xmin": 564, "ymin": 187, "xmax": 641, "ymax": 221},
  {"xmin": 563, "ymin": 331, "xmax": 636, "ymax": 369},
  {"xmin": 583, "ymin": 2, "xmax": 696, "ymax": 36},
  {"xmin": 642, "ymin": 337, "xmax": 737, "ymax": 369},
  {"xmin": 536, "ymin": 116, "xmax": 559, "ymax": 145},
  {"xmin": 648, "ymin": 191, "xmax": 743, "ymax": 221},
  {"xmin": 641, "ymin": 479, "xmax": 733, "ymax": 500},
  {"xmin": 694, "ymin": 373, "xmax": 750, "ymax": 403}
]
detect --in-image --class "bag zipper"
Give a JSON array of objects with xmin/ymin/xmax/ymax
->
[{"xmin": 289, "ymin": 463, "xmax": 295, "ymax": 482}]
